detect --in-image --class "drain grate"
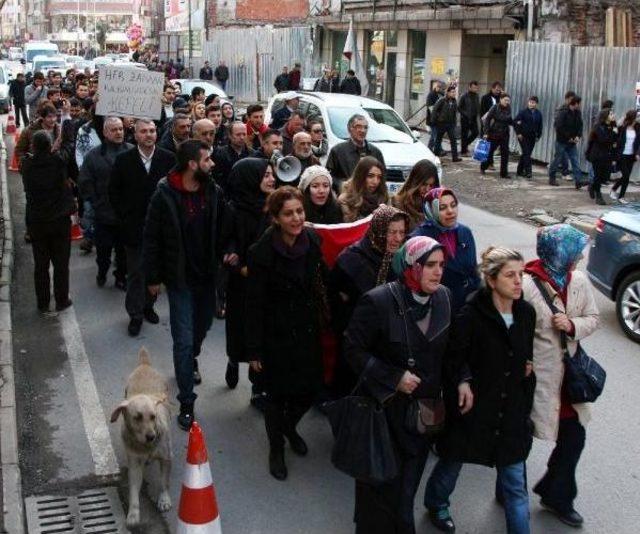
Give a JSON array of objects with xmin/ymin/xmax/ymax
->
[{"xmin": 25, "ymin": 487, "xmax": 127, "ymax": 533}]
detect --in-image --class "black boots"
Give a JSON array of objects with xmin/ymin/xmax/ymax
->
[
  {"xmin": 269, "ymin": 448, "xmax": 287, "ymax": 480},
  {"xmin": 178, "ymin": 403, "xmax": 194, "ymax": 431},
  {"xmin": 225, "ymin": 361, "xmax": 239, "ymax": 389}
]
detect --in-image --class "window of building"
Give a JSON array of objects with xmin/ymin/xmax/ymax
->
[{"xmin": 331, "ymin": 31, "xmax": 348, "ymax": 73}]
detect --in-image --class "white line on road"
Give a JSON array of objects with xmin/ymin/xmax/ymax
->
[{"xmin": 59, "ymin": 306, "xmax": 119, "ymax": 477}]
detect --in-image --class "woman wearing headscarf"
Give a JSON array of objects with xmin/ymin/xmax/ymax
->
[
  {"xmin": 411, "ymin": 187, "xmax": 480, "ymax": 312},
  {"xmin": 223, "ymin": 159, "xmax": 276, "ymax": 411},
  {"xmin": 329, "ymin": 204, "xmax": 409, "ymax": 395},
  {"xmin": 298, "ymin": 165, "xmax": 343, "ymax": 224},
  {"xmin": 343, "ymin": 236, "xmax": 454, "ymax": 534},
  {"xmin": 392, "ymin": 159, "xmax": 440, "ymax": 231},
  {"xmin": 338, "ymin": 156, "xmax": 389, "ymax": 222},
  {"xmin": 221, "ymin": 101, "xmax": 235, "ymax": 125},
  {"xmin": 424, "ymin": 246, "xmax": 536, "ymax": 534},
  {"xmin": 522, "ymin": 224, "xmax": 599, "ymax": 528}
]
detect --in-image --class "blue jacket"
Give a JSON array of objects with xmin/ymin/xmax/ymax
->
[
  {"xmin": 410, "ymin": 222, "xmax": 480, "ymax": 312},
  {"xmin": 514, "ymin": 108, "xmax": 543, "ymax": 140}
]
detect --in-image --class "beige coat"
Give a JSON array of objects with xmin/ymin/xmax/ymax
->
[{"xmin": 523, "ymin": 271, "xmax": 599, "ymax": 442}]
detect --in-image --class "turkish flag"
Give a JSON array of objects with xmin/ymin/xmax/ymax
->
[{"xmin": 309, "ymin": 215, "xmax": 372, "ymax": 268}]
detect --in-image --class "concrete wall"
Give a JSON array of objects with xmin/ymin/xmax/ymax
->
[{"xmin": 459, "ymin": 34, "xmax": 510, "ymax": 94}]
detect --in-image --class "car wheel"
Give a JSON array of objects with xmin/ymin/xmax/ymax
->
[{"xmin": 616, "ymin": 271, "xmax": 640, "ymax": 344}]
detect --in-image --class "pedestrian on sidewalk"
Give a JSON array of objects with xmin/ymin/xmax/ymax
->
[
  {"xmin": 431, "ymin": 85, "xmax": 461, "ymax": 162},
  {"xmin": 425, "ymin": 246, "xmax": 535, "ymax": 534},
  {"xmin": 245, "ymin": 187, "xmax": 328, "ymax": 480},
  {"xmin": 288, "ymin": 63, "xmax": 302, "ymax": 91},
  {"xmin": 548, "ymin": 96, "xmax": 584, "ymax": 187},
  {"xmin": 457, "ymin": 81, "xmax": 480, "ymax": 156},
  {"xmin": 78, "ymin": 116, "xmax": 132, "ymax": 290},
  {"xmin": 391, "ymin": 159, "xmax": 440, "ymax": 231},
  {"xmin": 343, "ymin": 236, "xmax": 453, "ymax": 534},
  {"xmin": 610, "ymin": 109, "xmax": 640, "ymax": 204},
  {"xmin": 411, "ymin": 187, "xmax": 480, "ymax": 312},
  {"xmin": 340, "ymin": 69, "xmax": 362, "ymax": 95},
  {"xmin": 199, "ymin": 60, "xmax": 213, "ymax": 81},
  {"xmin": 523, "ymin": 224, "xmax": 599, "ymax": 529},
  {"xmin": 481, "ymin": 93, "xmax": 513, "ymax": 179},
  {"xmin": 554, "ymin": 92, "xmax": 576, "ymax": 178},
  {"xmin": 426, "ymin": 81, "xmax": 444, "ymax": 154},
  {"xmin": 514, "ymin": 96, "xmax": 543, "ymax": 179},
  {"xmin": 8, "ymin": 72, "xmax": 28, "ymax": 127},
  {"xmin": 21, "ymin": 131, "xmax": 75, "ymax": 313},
  {"xmin": 143, "ymin": 140, "xmax": 230, "ymax": 431},
  {"xmin": 480, "ymin": 82, "xmax": 503, "ymax": 168},
  {"xmin": 585, "ymin": 109, "xmax": 618, "ymax": 205},
  {"xmin": 274, "ymin": 66, "xmax": 290, "ymax": 93},
  {"xmin": 109, "ymin": 119, "xmax": 176, "ymax": 337},
  {"xmin": 214, "ymin": 60, "xmax": 229, "ymax": 91}
]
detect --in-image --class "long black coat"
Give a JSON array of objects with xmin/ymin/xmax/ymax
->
[
  {"xmin": 438, "ymin": 288, "xmax": 537, "ymax": 467},
  {"xmin": 109, "ymin": 146, "xmax": 176, "ymax": 246},
  {"xmin": 245, "ymin": 227, "xmax": 327, "ymax": 396}
]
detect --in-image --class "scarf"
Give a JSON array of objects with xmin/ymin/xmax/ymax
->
[
  {"xmin": 366, "ymin": 204, "xmax": 410, "ymax": 286},
  {"xmin": 360, "ymin": 191, "xmax": 381, "ymax": 218},
  {"xmin": 228, "ymin": 158, "xmax": 270, "ymax": 213},
  {"xmin": 392, "ymin": 235, "xmax": 443, "ymax": 298},
  {"xmin": 533, "ymin": 224, "xmax": 589, "ymax": 291},
  {"xmin": 423, "ymin": 187, "xmax": 459, "ymax": 259}
]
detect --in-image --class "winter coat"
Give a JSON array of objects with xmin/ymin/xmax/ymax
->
[
  {"xmin": 522, "ymin": 272, "xmax": 599, "ymax": 441},
  {"xmin": 554, "ymin": 107, "xmax": 583, "ymax": 144},
  {"xmin": 214, "ymin": 65, "xmax": 229, "ymax": 83},
  {"xmin": 314, "ymin": 77, "xmax": 335, "ymax": 93},
  {"xmin": 343, "ymin": 281, "xmax": 452, "ymax": 455},
  {"xmin": 108, "ymin": 146, "xmax": 176, "ymax": 246},
  {"xmin": 24, "ymin": 83, "xmax": 48, "ymax": 120},
  {"xmin": 410, "ymin": 222, "xmax": 480, "ymax": 313},
  {"xmin": 438, "ymin": 289, "xmax": 537, "ymax": 467},
  {"xmin": 274, "ymin": 73, "xmax": 289, "ymax": 92},
  {"xmin": 480, "ymin": 92, "xmax": 499, "ymax": 116},
  {"xmin": 199, "ymin": 67, "xmax": 213, "ymax": 80},
  {"xmin": 325, "ymin": 140, "xmax": 385, "ymax": 184},
  {"xmin": 617, "ymin": 123, "xmax": 640, "ymax": 158},
  {"xmin": 78, "ymin": 142, "xmax": 132, "ymax": 225},
  {"xmin": 483, "ymin": 104, "xmax": 513, "ymax": 141},
  {"xmin": 288, "ymin": 69, "xmax": 301, "ymax": 91},
  {"xmin": 14, "ymin": 120, "xmax": 60, "ymax": 169},
  {"xmin": 458, "ymin": 91, "xmax": 480, "ymax": 121},
  {"xmin": 212, "ymin": 144, "xmax": 250, "ymax": 196},
  {"xmin": 586, "ymin": 124, "xmax": 617, "ymax": 163},
  {"xmin": 270, "ymin": 106, "xmax": 292, "ymax": 130},
  {"xmin": 244, "ymin": 227, "xmax": 327, "ymax": 396},
  {"xmin": 432, "ymin": 96, "xmax": 458, "ymax": 125},
  {"xmin": 340, "ymin": 76, "xmax": 362, "ymax": 95},
  {"xmin": 514, "ymin": 108, "xmax": 543, "ymax": 140},
  {"xmin": 8, "ymin": 79, "xmax": 26, "ymax": 107},
  {"xmin": 157, "ymin": 130, "xmax": 179, "ymax": 154},
  {"xmin": 142, "ymin": 177, "xmax": 228, "ymax": 289},
  {"xmin": 426, "ymin": 90, "xmax": 444, "ymax": 125}
]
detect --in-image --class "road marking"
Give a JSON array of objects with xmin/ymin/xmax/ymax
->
[{"xmin": 59, "ymin": 306, "xmax": 119, "ymax": 477}]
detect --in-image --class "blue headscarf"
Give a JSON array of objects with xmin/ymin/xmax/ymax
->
[{"xmin": 536, "ymin": 224, "xmax": 589, "ymax": 290}]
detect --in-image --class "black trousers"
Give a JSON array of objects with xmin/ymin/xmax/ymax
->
[
  {"xmin": 481, "ymin": 136, "xmax": 510, "ymax": 177},
  {"xmin": 612, "ymin": 154, "xmax": 636, "ymax": 198},
  {"xmin": 591, "ymin": 159, "xmax": 611, "ymax": 196},
  {"xmin": 434, "ymin": 123, "xmax": 458, "ymax": 159},
  {"xmin": 14, "ymin": 105, "xmax": 29, "ymax": 128},
  {"xmin": 534, "ymin": 417, "xmax": 586, "ymax": 512},
  {"xmin": 355, "ymin": 439, "xmax": 431, "ymax": 534},
  {"xmin": 94, "ymin": 222, "xmax": 126, "ymax": 280},
  {"xmin": 517, "ymin": 136, "xmax": 536, "ymax": 176},
  {"xmin": 264, "ymin": 394, "xmax": 314, "ymax": 450},
  {"xmin": 30, "ymin": 217, "xmax": 71, "ymax": 310},
  {"xmin": 460, "ymin": 116, "xmax": 479, "ymax": 154},
  {"xmin": 125, "ymin": 245, "xmax": 156, "ymax": 320}
]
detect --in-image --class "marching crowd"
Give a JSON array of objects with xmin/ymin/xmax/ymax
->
[{"xmin": 13, "ymin": 65, "xmax": 605, "ymax": 534}]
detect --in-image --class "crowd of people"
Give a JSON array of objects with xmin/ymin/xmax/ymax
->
[{"xmin": 12, "ymin": 62, "xmax": 606, "ymax": 534}]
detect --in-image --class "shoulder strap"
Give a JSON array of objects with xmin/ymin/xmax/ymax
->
[{"xmin": 531, "ymin": 276, "xmax": 570, "ymax": 355}]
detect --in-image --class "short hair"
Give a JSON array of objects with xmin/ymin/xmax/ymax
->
[
  {"xmin": 267, "ymin": 186, "xmax": 304, "ymax": 220},
  {"xmin": 261, "ymin": 128, "xmax": 281, "ymax": 142},
  {"xmin": 134, "ymin": 118, "xmax": 156, "ymax": 130},
  {"xmin": 564, "ymin": 90, "xmax": 576, "ymax": 100},
  {"xmin": 347, "ymin": 69, "xmax": 355, "ymax": 75},
  {"xmin": 348, "ymin": 113, "xmax": 367, "ymax": 129},
  {"xmin": 307, "ymin": 118, "xmax": 324, "ymax": 131},
  {"xmin": 480, "ymin": 246, "xmax": 524, "ymax": 281},
  {"xmin": 76, "ymin": 80, "xmax": 88, "ymax": 88},
  {"xmin": 191, "ymin": 86, "xmax": 205, "ymax": 98},
  {"xmin": 173, "ymin": 113, "xmax": 191, "ymax": 124},
  {"xmin": 227, "ymin": 120, "xmax": 245, "ymax": 135},
  {"xmin": 163, "ymin": 83, "xmax": 175, "ymax": 92},
  {"xmin": 68, "ymin": 97, "xmax": 81, "ymax": 107},
  {"xmin": 205, "ymin": 104, "xmax": 221, "ymax": 115},
  {"xmin": 47, "ymin": 86, "xmax": 61, "ymax": 95},
  {"xmin": 176, "ymin": 140, "xmax": 210, "ymax": 172},
  {"xmin": 499, "ymin": 93, "xmax": 511, "ymax": 99},
  {"xmin": 293, "ymin": 131, "xmax": 311, "ymax": 143},
  {"xmin": 491, "ymin": 81, "xmax": 503, "ymax": 89},
  {"xmin": 246, "ymin": 104, "xmax": 264, "ymax": 116},
  {"xmin": 528, "ymin": 95, "xmax": 539, "ymax": 103},
  {"xmin": 103, "ymin": 116, "xmax": 122, "ymax": 132},
  {"xmin": 31, "ymin": 130, "xmax": 52, "ymax": 155},
  {"xmin": 66, "ymin": 68, "xmax": 75, "ymax": 76},
  {"xmin": 469, "ymin": 80, "xmax": 479, "ymax": 86},
  {"xmin": 601, "ymin": 99, "xmax": 614, "ymax": 110},
  {"xmin": 289, "ymin": 110, "xmax": 306, "ymax": 122},
  {"xmin": 37, "ymin": 102, "xmax": 57, "ymax": 118},
  {"xmin": 33, "ymin": 72, "xmax": 45, "ymax": 81},
  {"xmin": 569, "ymin": 96, "xmax": 581, "ymax": 106}
]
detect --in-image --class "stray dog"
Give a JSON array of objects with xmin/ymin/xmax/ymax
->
[{"xmin": 111, "ymin": 347, "xmax": 172, "ymax": 528}]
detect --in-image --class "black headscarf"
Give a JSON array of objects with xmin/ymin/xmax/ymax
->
[{"xmin": 228, "ymin": 158, "xmax": 270, "ymax": 213}]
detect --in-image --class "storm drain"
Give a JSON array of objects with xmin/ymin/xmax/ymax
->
[{"xmin": 25, "ymin": 487, "xmax": 127, "ymax": 534}]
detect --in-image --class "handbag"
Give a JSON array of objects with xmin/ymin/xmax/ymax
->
[
  {"xmin": 531, "ymin": 277, "xmax": 606, "ymax": 403},
  {"xmin": 324, "ymin": 359, "xmax": 399, "ymax": 484},
  {"xmin": 473, "ymin": 138, "xmax": 491, "ymax": 162}
]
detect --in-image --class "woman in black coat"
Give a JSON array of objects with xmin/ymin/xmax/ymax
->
[
  {"xmin": 481, "ymin": 93, "xmax": 513, "ymax": 178},
  {"xmin": 612, "ymin": 109, "xmax": 640, "ymax": 203},
  {"xmin": 245, "ymin": 187, "xmax": 329, "ymax": 481},
  {"xmin": 21, "ymin": 131, "xmax": 75, "ymax": 312},
  {"xmin": 424, "ymin": 246, "xmax": 536, "ymax": 534},
  {"xmin": 586, "ymin": 109, "xmax": 618, "ymax": 205},
  {"xmin": 224, "ymin": 158, "xmax": 275, "ymax": 409},
  {"xmin": 344, "ymin": 236, "xmax": 457, "ymax": 534}
]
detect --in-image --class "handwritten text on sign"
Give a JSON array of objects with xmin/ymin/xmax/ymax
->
[{"xmin": 96, "ymin": 66, "xmax": 164, "ymax": 120}]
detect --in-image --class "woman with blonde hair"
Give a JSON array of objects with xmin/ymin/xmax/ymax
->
[
  {"xmin": 338, "ymin": 156, "xmax": 389, "ymax": 222},
  {"xmin": 191, "ymin": 101, "xmax": 206, "ymax": 122},
  {"xmin": 392, "ymin": 159, "xmax": 440, "ymax": 231}
]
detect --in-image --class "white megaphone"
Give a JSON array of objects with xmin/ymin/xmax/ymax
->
[{"xmin": 271, "ymin": 150, "xmax": 302, "ymax": 183}]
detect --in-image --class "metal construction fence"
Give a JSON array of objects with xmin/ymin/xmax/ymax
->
[{"xmin": 505, "ymin": 41, "xmax": 640, "ymax": 165}]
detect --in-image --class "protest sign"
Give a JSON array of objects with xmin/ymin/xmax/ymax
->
[{"xmin": 96, "ymin": 65, "xmax": 164, "ymax": 120}]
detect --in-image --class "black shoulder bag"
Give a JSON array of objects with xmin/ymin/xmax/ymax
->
[
  {"xmin": 324, "ymin": 358, "xmax": 399, "ymax": 484},
  {"xmin": 531, "ymin": 277, "xmax": 606, "ymax": 403}
]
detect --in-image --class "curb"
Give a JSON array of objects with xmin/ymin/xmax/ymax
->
[{"xmin": 0, "ymin": 133, "xmax": 24, "ymax": 534}]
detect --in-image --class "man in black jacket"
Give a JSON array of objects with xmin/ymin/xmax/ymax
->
[
  {"xmin": 426, "ymin": 81, "xmax": 444, "ymax": 152},
  {"xmin": 274, "ymin": 67, "xmax": 289, "ymax": 93},
  {"xmin": 143, "ymin": 140, "xmax": 232, "ymax": 430},
  {"xmin": 109, "ymin": 119, "xmax": 176, "ymax": 336},
  {"xmin": 326, "ymin": 113, "xmax": 385, "ymax": 191},
  {"xmin": 8, "ymin": 73, "xmax": 28, "ymax": 127},
  {"xmin": 214, "ymin": 60, "xmax": 229, "ymax": 90},
  {"xmin": 199, "ymin": 61, "xmax": 213, "ymax": 80},
  {"xmin": 480, "ymin": 81, "xmax": 503, "ymax": 117},
  {"xmin": 431, "ymin": 85, "xmax": 461, "ymax": 161},
  {"xmin": 548, "ymin": 96, "xmax": 584, "ymax": 187},
  {"xmin": 251, "ymin": 129, "xmax": 283, "ymax": 160},
  {"xmin": 158, "ymin": 113, "xmax": 192, "ymax": 154},
  {"xmin": 458, "ymin": 81, "xmax": 480, "ymax": 155},
  {"xmin": 212, "ymin": 121, "xmax": 250, "ymax": 195},
  {"xmin": 340, "ymin": 69, "xmax": 362, "ymax": 95},
  {"xmin": 514, "ymin": 96, "xmax": 543, "ymax": 179}
]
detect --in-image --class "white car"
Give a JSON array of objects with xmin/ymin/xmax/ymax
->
[
  {"xmin": 172, "ymin": 79, "xmax": 229, "ymax": 100},
  {"xmin": 8, "ymin": 47, "xmax": 23, "ymax": 61},
  {"xmin": 31, "ymin": 55, "xmax": 67, "ymax": 75},
  {"xmin": 265, "ymin": 92, "xmax": 442, "ymax": 192},
  {"xmin": 0, "ymin": 64, "xmax": 11, "ymax": 113}
]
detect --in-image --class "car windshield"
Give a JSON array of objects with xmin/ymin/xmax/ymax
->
[
  {"xmin": 327, "ymin": 107, "xmax": 414, "ymax": 143},
  {"xmin": 35, "ymin": 59, "xmax": 66, "ymax": 70},
  {"xmin": 26, "ymin": 49, "xmax": 57, "ymax": 62}
]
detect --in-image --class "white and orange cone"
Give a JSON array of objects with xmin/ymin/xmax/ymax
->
[
  {"xmin": 177, "ymin": 422, "xmax": 222, "ymax": 533},
  {"xmin": 70, "ymin": 214, "xmax": 83, "ymax": 241},
  {"xmin": 5, "ymin": 108, "xmax": 16, "ymax": 135}
]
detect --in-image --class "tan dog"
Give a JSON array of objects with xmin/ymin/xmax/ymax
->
[{"xmin": 111, "ymin": 347, "xmax": 172, "ymax": 528}]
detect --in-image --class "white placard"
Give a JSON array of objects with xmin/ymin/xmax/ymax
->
[{"xmin": 96, "ymin": 65, "xmax": 164, "ymax": 120}]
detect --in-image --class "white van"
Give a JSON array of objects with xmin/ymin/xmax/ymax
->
[
  {"xmin": 8, "ymin": 47, "xmax": 23, "ymax": 61},
  {"xmin": 24, "ymin": 41, "xmax": 59, "ymax": 65}
]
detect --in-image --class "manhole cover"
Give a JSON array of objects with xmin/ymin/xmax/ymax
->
[{"xmin": 25, "ymin": 487, "xmax": 127, "ymax": 533}]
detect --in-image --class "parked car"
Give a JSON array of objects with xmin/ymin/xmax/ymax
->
[
  {"xmin": 0, "ymin": 64, "xmax": 12, "ymax": 113},
  {"xmin": 172, "ymin": 79, "xmax": 228, "ymax": 100},
  {"xmin": 8, "ymin": 47, "xmax": 23, "ymax": 61},
  {"xmin": 587, "ymin": 203, "xmax": 640, "ymax": 343},
  {"xmin": 31, "ymin": 55, "xmax": 67, "ymax": 76},
  {"xmin": 265, "ymin": 92, "xmax": 442, "ymax": 192}
]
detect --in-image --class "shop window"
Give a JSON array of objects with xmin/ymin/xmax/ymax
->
[{"xmin": 410, "ymin": 31, "xmax": 426, "ymax": 100}]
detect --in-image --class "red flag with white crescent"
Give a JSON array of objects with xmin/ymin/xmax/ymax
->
[{"xmin": 308, "ymin": 215, "xmax": 372, "ymax": 268}]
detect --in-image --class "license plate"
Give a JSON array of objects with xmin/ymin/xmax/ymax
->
[{"xmin": 387, "ymin": 182, "xmax": 402, "ymax": 194}]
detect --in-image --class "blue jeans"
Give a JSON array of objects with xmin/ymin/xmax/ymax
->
[
  {"xmin": 424, "ymin": 459, "xmax": 530, "ymax": 534},
  {"xmin": 548, "ymin": 141, "xmax": 581, "ymax": 184},
  {"xmin": 167, "ymin": 283, "xmax": 216, "ymax": 405},
  {"xmin": 80, "ymin": 200, "xmax": 95, "ymax": 240}
]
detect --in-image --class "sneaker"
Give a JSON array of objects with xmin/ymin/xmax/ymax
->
[
  {"xmin": 177, "ymin": 404, "xmax": 194, "ymax": 431},
  {"xmin": 225, "ymin": 361, "xmax": 239, "ymax": 389},
  {"xmin": 193, "ymin": 358, "xmax": 202, "ymax": 385},
  {"xmin": 609, "ymin": 189, "xmax": 619, "ymax": 200},
  {"xmin": 143, "ymin": 308, "xmax": 160, "ymax": 324},
  {"xmin": 562, "ymin": 174, "xmax": 573, "ymax": 181},
  {"xmin": 618, "ymin": 198, "xmax": 629, "ymax": 204},
  {"xmin": 128, "ymin": 318, "xmax": 143, "ymax": 337},
  {"xmin": 428, "ymin": 508, "xmax": 456, "ymax": 532}
]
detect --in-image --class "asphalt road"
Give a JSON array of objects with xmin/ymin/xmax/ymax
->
[{"xmin": 7, "ymin": 159, "xmax": 640, "ymax": 533}]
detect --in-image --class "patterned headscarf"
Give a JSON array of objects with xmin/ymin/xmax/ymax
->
[
  {"xmin": 366, "ymin": 204, "xmax": 410, "ymax": 286},
  {"xmin": 537, "ymin": 224, "xmax": 589, "ymax": 290},
  {"xmin": 392, "ymin": 236, "xmax": 443, "ymax": 293},
  {"xmin": 423, "ymin": 187, "xmax": 459, "ymax": 258}
]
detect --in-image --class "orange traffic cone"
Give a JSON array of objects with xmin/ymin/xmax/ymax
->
[
  {"xmin": 8, "ymin": 133, "xmax": 20, "ymax": 172},
  {"xmin": 5, "ymin": 108, "xmax": 16, "ymax": 135},
  {"xmin": 177, "ymin": 422, "xmax": 222, "ymax": 533},
  {"xmin": 70, "ymin": 214, "xmax": 83, "ymax": 241}
]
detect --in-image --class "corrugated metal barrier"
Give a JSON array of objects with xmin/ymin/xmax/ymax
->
[{"xmin": 506, "ymin": 41, "xmax": 640, "ymax": 165}]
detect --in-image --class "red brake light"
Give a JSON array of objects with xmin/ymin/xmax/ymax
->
[{"xmin": 595, "ymin": 218, "xmax": 605, "ymax": 233}]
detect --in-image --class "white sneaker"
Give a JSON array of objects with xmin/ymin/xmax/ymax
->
[
  {"xmin": 609, "ymin": 189, "xmax": 619, "ymax": 200},
  {"xmin": 618, "ymin": 198, "xmax": 628, "ymax": 204},
  {"xmin": 562, "ymin": 174, "xmax": 573, "ymax": 181}
]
